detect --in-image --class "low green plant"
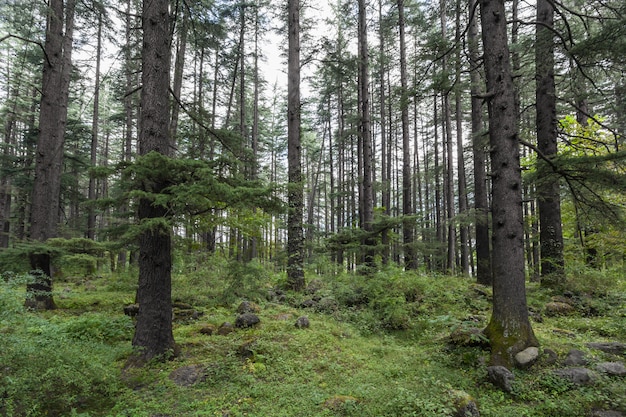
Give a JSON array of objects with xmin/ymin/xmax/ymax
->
[{"xmin": 0, "ymin": 277, "xmax": 130, "ymax": 416}]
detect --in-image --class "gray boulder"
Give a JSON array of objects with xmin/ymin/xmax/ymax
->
[
  {"xmin": 587, "ymin": 342, "xmax": 626, "ymax": 357},
  {"xmin": 595, "ymin": 362, "xmax": 626, "ymax": 376},
  {"xmin": 237, "ymin": 301, "xmax": 260, "ymax": 314},
  {"xmin": 295, "ymin": 316, "xmax": 310, "ymax": 328},
  {"xmin": 552, "ymin": 367, "xmax": 596, "ymax": 385},
  {"xmin": 235, "ymin": 313, "xmax": 261, "ymax": 328},
  {"xmin": 487, "ymin": 366, "xmax": 515, "ymax": 392},
  {"xmin": 563, "ymin": 349, "xmax": 588, "ymax": 366},
  {"xmin": 515, "ymin": 346, "xmax": 539, "ymax": 369}
]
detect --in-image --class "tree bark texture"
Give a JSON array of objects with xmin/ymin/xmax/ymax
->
[
  {"xmin": 479, "ymin": 0, "xmax": 538, "ymax": 368},
  {"xmin": 359, "ymin": 0, "xmax": 375, "ymax": 269},
  {"xmin": 27, "ymin": 0, "xmax": 76, "ymax": 310},
  {"xmin": 287, "ymin": 0, "xmax": 305, "ymax": 290},
  {"xmin": 535, "ymin": 0, "xmax": 565, "ymax": 287},
  {"xmin": 87, "ymin": 13, "xmax": 102, "ymax": 241},
  {"xmin": 398, "ymin": 0, "xmax": 416, "ymax": 270},
  {"xmin": 131, "ymin": 0, "xmax": 176, "ymax": 363},
  {"xmin": 469, "ymin": 0, "xmax": 492, "ymax": 285}
]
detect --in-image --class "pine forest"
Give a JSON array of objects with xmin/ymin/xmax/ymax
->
[{"xmin": 0, "ymin": 0, "xmax": 625, "ymax": 415}]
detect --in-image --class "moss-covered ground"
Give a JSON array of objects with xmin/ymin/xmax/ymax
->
[{"xmin": 1, "ymin": 256, "xmax": 625, "ymax": 416}]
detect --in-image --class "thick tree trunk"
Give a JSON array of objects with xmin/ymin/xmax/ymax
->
[
  {"xmin": 536, "ymin": 0, "xmax": 565, "ymax": 287},
  {"xmin": 130, "ymin": 0, "xmax": 176, "ymax": 363},
  {"xmin": 27, "ymin": 0, "xmax": 76, "ymax": 310},
  {"xmin": 287, "ymin": 0, "xmax": 305, "ymax": 290},
  {"xmin": 469, "ymin": 0, "xmax": 492, "ymax": 284},
  {"xmin": 479, "ymin": 0, "xmax": 538, "ymax": 368}
]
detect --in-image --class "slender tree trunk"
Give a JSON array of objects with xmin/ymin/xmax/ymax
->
[
  {"xmin": 535, "ymin": 0, "xmax": 565, "ymax": 287},
  {"xmin": 130, "ymin": 0, "xmax": 177, "ymax": 363},
  {"xmin": 170, "ymin": 7, "xmax": 188, "ymax": 147},
  {"xmin": 27, "ymin": 0, "xmax": 76, "ymax": 310},
  {"xmin": 399, "ymin": 0, "xmax": 416, "ymax": 270},
  {"xmin": 359, "ymin": 0, "xmax": 375, "ymax": 269},
  {"xmin": 455, "ymin": 0, "xmax": 469, "ymax": 274},
  {"xmin": 286, "ymin": 0, "xmax": 305, "ymax": 291},
  {"xmin": 469, "ymin": 0, "xmax": 491, "ymax": 283},
  {"xmin": 0, "ymin": 85, "xmax": 19, "ymax": 248},
  {"xmin": 250, "ymin": 4, "xmax": 260, "ymax": 260},
  {"xmin": 379, "ymin": 2, "xmax": 390, "ymax": 263},
  {"xmin": 479, "ymin": 0, "xmax": 538, "ymax": 368},
  {"xmin": 439, "ymin": 0, "xmax": 456, "ymax": 273},
  {"xmin": 87, "ymin": 13, "xmax": 102, "ymax": 241}
]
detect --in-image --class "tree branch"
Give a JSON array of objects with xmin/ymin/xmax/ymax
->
[{"xmin": 0, "ymin": 34, "xmax": 51, "ymax": 66}]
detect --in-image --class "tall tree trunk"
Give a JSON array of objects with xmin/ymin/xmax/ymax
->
[
  {"xmin": 398, "ymin": 0, "xmax": 416, "ymax": 269},
  {"xmin": 131, "ymin": 0, "xmax": 177, "ymax": 363},
  {"xmin": 170, "ymin": 6, "xmax": 188, "ymax": 147},
  {"xmin": 118, "ymin": 0, "xmax": 137, "ymax": 270},
  {"xmin": 469, "ymin": 0, "xmax": 491, "ymax": 284},
  {"xmin": 378, "ymin": 0, "xmax": 389, "ymax": 264},
  {"xmin": 479, "ymin": 0, "xmax": 538, "ymax": 368},
  {"xmin": 455, "ymin": 0, "xmax": 469, "ymax": 274},
  {"xmin": 535, "ymin": 0, "xmax": 565, "ymax": 287},
  {"xmin": 0, "ymin": 84, "xmax": 19, "ymax": 248},
  {"xmin": 286, "ymin": 0, "xmax": 305, "ymax": 290},
  {"xmin": 359, "ymin": 0, "xmax": 375, "ymax": 269},
  {"xmin": 87, "ymin": 12, "xmax": 103, "ymax": 241},
  {"xmin": 440, "ymin": 0, "xmax": 456, "ymax": 273},
  {"xmin": 27, "ymin": 0, "xmax": 76, "ymax": 310}
]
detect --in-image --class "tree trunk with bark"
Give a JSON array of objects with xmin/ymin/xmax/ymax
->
[
  {"xmin": 130, "ymin": 0, "xmax": 177, "ymax": 363},
  {"xmin": 469, "ymin": 0, "xmax": 492, "ymax": 284},
  {"xmin": 399, "ymin": 0, "xmax": 416, "ymax": 270},
  {"xmin": 359, "ymin": 0, "xmax": 375, "ymax": 269},
  {"xmin": 535, "ymin": 0, "xmax": 565, "ymax": 288},
  {"xmin": 479, "ymin": 0, "xmax": 538, "ymax": 368},
  {"xmin": 286, "ymin": 0, "xmax": 305, "ymax": 290},
  {"xmin": 27, "ymin": 0, "xmax": 76, "ymax": 310},
  {"xmin": 87, "ymin": 13, "xmax": 103, "ymax": 241}
]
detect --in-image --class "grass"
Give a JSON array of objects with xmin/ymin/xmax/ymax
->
[{"xmin": 1, "ymin": 258, "xmax": 625, "ymax": 417}]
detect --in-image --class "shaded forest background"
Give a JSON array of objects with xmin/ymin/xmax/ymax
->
[{"xmin": 1, "ymin": 0, "xmax": 625, "ymax": 277}]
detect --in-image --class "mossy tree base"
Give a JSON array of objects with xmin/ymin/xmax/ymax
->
[{"xmin": 484, "ymin": 317, "xmax": 538, "ymax": 369}]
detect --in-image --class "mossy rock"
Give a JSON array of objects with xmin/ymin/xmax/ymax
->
[{"xmin": 545, "ymin": 301, "xmax": 576, "ymax": 316}]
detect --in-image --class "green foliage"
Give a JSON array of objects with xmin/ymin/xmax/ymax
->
[
  {"xmin": 2, "ymin": 258, "xmax": 625, "ymax": 416},
  {"xmin": 220, "ymin": 259, "xmax": 271, "ymax": 305},
  {"xmin": 0, "ymin": 276, "xmax": 129, "ymax": 416}
]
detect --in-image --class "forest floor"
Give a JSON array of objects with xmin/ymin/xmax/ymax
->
[{"xmin": 1, "ymin": 257, "xmax": 625, "ymax": 416}]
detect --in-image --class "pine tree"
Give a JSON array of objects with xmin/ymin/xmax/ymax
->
[{"xmin": 479, "ymin": 0, "xmax": 538, "ymax": 368}]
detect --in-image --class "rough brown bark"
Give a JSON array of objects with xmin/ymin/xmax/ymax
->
[
  {"xmin": 399, "ymin": 0, "xmax": 416, "ymax": 270},
  {"xmin": 479, "ymin": 0, "xmax": 538, "ymax": 368},
  {"xmin": 359, "ymin": 0, "xmax": 375, "ymax": 269},
  {"xmin": 27, "ymin": 0, "xmax": 76, "ymax": 310},
  {"xmin": 535, "ymin": 0, "xmax": 565, "ymax": 287},
  {"xmin": 286, "ymin": 0, "xmax": 305, "ymax": 290},
  {"xmin": 469, "ymin": 0, "xmax": 492, "ymax": 284},
  {"xmin": 87, "ymin": 13, "xmax": 103, "ymax": 241},
  {"xmin": 130, "ymin": 0, "xmax": 177, "ymax": 363}
]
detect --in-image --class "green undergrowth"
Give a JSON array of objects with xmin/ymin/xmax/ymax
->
[{"xmin": 1, "ymin": 260, "xmax": 625, "ymax": 416}]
